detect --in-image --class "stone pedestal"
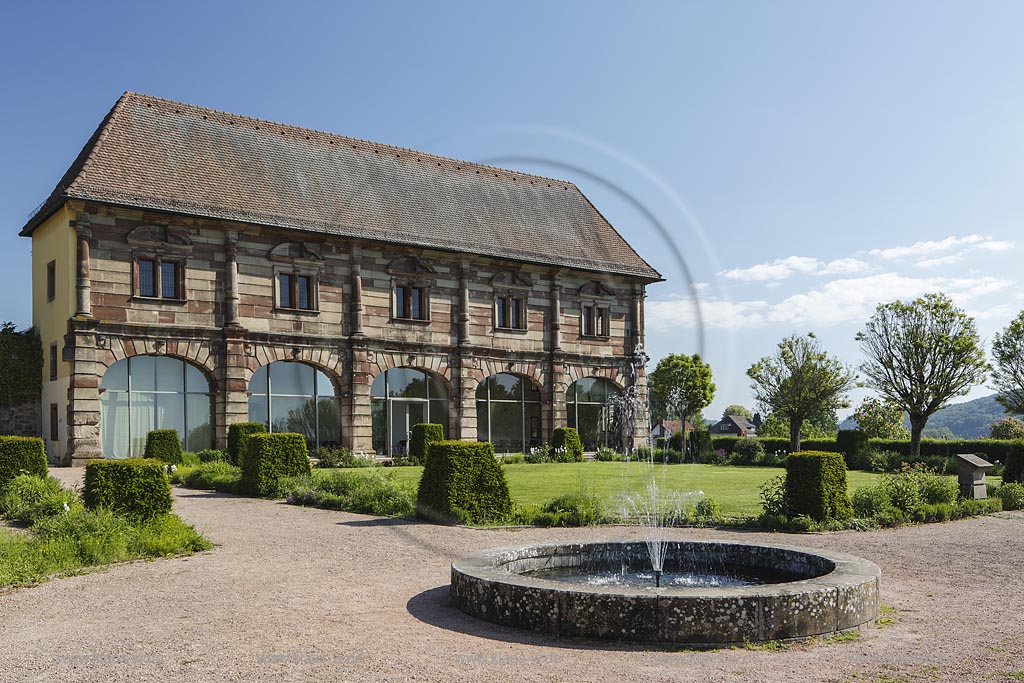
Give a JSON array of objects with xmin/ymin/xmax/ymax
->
[{"xmin": 956, "ymin": 453, "xmax": 994, "ymax": 499}]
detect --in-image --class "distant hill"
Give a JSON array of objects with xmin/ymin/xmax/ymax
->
[{"xmin": 840, "ymin": 394, "xmax": 1009, "ymax": 439}]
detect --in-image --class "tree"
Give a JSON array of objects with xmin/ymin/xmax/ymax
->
[
  {"xmin": 721, "ymin": 404, "xmax": 753, "ymax": 420},
  {"xmin": 647, "ymin": 354, "xmax": 715, "ymax": 426},
  {"xmin": 852, "ymin": 396, "xmax": 909, "ymax": 439},
  {"xmin": 757, "ymin": 412, "xmax": 831, "ymax": 441},
  {"xmin": 857, "ymin": 293, "xmax": 989, "ymax": 456},
  {"xmin": 990, "ymin": 417, "xmax": 1024, "ymax": 440},
  {"xmin": 991, "ymin": 310, "xmax": 1024, "ymax": 416},
  {"xmin": 747, "ymin": 333, "xmax": 856, "ymax": 452}
]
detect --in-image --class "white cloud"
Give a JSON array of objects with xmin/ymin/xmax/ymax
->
[
  {"xmin": 868, "ymin": 234, "xmax": 1014, "ymax": 265},
  {"xmin": 914, "ymin": 254, "xmax": 963, "ymax": 268},
  {"xmin": 646, "ymin": 273, "xmax": 1014, "ymax": 331},
  {"xmin": 719, "ymin": 256, "xmax": 869, "ymax": 283}
]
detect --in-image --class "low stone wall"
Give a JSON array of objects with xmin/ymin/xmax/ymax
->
[
  {"xmin": 0, "ymin": 400, "xmax": 41, "ymax": 438},
  {"xmin": 451, "ymin": 540, "xmax": 881, "ymax": 644}
]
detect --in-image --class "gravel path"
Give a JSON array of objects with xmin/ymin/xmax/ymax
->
[{"xmin": 1, "ymin": 468, "xmax": 1022, "ymax": 682}]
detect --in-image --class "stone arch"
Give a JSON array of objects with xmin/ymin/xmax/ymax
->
[
  {"xmin": 367, "ymin": 350, "xmax": 454, "ymax": 395},
  {"xmin": 97, "ymin": 336, "xmax": 217, "ymax": 379},
  {"xmin": 563, "ymin": 363, "xmax": 623, "ymax": 389},
  {"xmin": 240, "ymin": 342, "xmax": 344, "ymax": 388}
]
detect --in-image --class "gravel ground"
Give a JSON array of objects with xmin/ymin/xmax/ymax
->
[{"xmin": 1, "ymin": 468, "xmax": 1021, "ymax": 683}]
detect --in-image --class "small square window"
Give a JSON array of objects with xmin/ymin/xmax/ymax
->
[
  {"xmin": 277, "ymin": 273, "xmax": 315, "ymax": 311},
  {"xmin": 496, "ymin": 295, "xmax": 525, "ymax": 330}
]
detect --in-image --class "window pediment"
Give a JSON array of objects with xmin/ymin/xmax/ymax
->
[
  {"xmin": 492, "ymin": 270, "xmax": 532, "ymax": 289},
  {"xmin": 578, "ymin": 281, "xmax": 615, "ymax": 298},
  {"xmin": 269, "ymin": 242, "xmax": 323, "ymax": 267},
  {"xmin": 127, "ymin": 225, "xmax": 193, "ymax": 252},
  {"xmin": 387, "ymin": 256, "xmax": 435, "ymax": 276}
]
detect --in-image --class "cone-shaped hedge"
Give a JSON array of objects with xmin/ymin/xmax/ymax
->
[{"xmin": 143, "ymin": 430, "xmax": 184, "ymax": 464}]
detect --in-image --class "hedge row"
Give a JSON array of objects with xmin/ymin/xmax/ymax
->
[
  {"xmin": 83, "ymin": 459, "xmax": 173, "ymax": 519},
  {"xmin": 240, "ymin": 432, "xmax": 311, "ymax": 497},
  {"xmin": 0, "ymin": 436, "xmax": 48, "ymax": 491},
  {"xmin": 416, "ymin": 440, "xmax": 512, "ymax": 524},
  {"xmin": 228, "ymin": 422, "xmax": 267, "ymax": 466}
]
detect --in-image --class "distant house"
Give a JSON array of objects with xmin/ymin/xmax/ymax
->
[
  {"xmin": 650, "ymin": 419, "xmax": 694, "ymax": 443},
  {"xmin": 709, "ymin": 415, "xmax": 757, "ymax": 437}
]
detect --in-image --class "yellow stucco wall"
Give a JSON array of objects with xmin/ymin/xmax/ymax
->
[{"xmin": 31, "ymin": 205, "xmax": 76, "ymax": 380}]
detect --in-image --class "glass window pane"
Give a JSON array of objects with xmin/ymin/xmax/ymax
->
[
  {"xmin": 248, "ymin": 394, "xmax": 269, "ymax": 429},
  {"xmin": 411, "ymin": 288, "xmax": 424, "ymax": 319},
  {"xmin": 572, "ymin": 377, "xmax": 599, "ymax": 403},
  {"xmin": 139, "ymin": 260, "xmax": 156, "ymax": 297},
  {"xmin": 510, "ymin": 298, "xmax": 521, "ymax": 328},
  {"xmin": 428, "ymin": 398, "xmax": 449, "ymax": 437},
  {"xmin": 525, "ymin": 401, "xmax": 542, "ymax": 449},
  {"xmin": 395, "ymin": 285, "xmax": 406, "ymax": 318},
  {"xmin": 271, "ymin": 396, "xmax": 316, "ymax": 441},
  {"xmin": 523, "ymin": 379, "xmax": 540, "ymax": 402},
  {"xmin": 370, "ymin": 372, "xmax": 387, "ymax": 398},
  {"xmin": 279, "ymin": 274, "xmax": 292, "ymax": 308},
  {"xmin": 496, "ymin": 297, "xmax": 507, "ymax": 328},
  {"xmin": 185, "ymin": 393, "xmax": 213, "ymax": 452},
  {"xmin": 161, "ymin": 262, "xmax": 178, "ymax": 298},
  {"xmin": 131, "ymin": 356, "xmax": 159, "ymax": 392},
  {"xmin": 102, "ymin": 359, "xmax": 129, "ymax": 391},
  {"xmin": 603, "ymin": 380, "xmax": 620, "ymax": 403},
  {"xmin": 488, "ymin": 373, "xmax": 522, "ymax": 401},
  {"xmin": 155, "ymin": 356, "xmax": 184, "ymax": 392},
  {"xmin": 100, "ymin": 391, "xmax": 130, "ymax": 459},
  {"xmin": 317, "ymin": 397, "xmax": 341, "ymax": 447},
  {"xmin": 387, "ymin": 368, "xmax": 425, "ymax": 398},
  {"xmin": 315, "ymin": 370, "xmax": 335, "ymax": 397},
  {"xmin": 371, "ymin": 398, "xmax": 386, "ymax": 453},
  {"xmin": 154, "ymin": 392, "xmax": 185, "ymax": 443},
  {"xmin": 129, "ymin": 392, "xmax": 156, "ymax": 457},
  {"xmin": 576, "ymin": 403, "xmax": 603, "ymax": 451},
  {"xmin": 249, "ymin": 365, "xmax": 268, "ymax": 394},
  {"xmin": 270, "ymin": 361, "xmax": 313, "ymax": 396},
  {"xmin": 490, "ymin": 401, "xmax": 523, "ymax": 454},
  {"xmin": 475, "ymin": 379, "xmax": 488, "ymax": 400},
  {"xmin": 185, "ymin": 363, "xmax": 209, "ymax": 394},
  {"xmin": 476, "ymin": 400, "xmax": 489, "ymax": 442},
  {"xmin": 428, "ymin": 374, "xmax": 448, "ymax": 401},
  {"xmin": 298, "ymin": 276, "xmax": 311, "ymax": 309}
]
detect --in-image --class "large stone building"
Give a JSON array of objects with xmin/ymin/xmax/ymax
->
[{"xmin": 21, "ymin": 93, "xmax": 660, "ymax": 465}]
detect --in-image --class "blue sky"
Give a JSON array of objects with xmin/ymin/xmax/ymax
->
[{"xmin": 2, "ymin": 1, "xmax": 1023, "ymax": 420}]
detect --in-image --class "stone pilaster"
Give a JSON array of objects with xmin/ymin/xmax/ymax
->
[
  {"xmin": 225, "ymin": 231, "xmax": 241, "ymax": 327},
  {"xmin": 348, "ymin": 343, "xmax": 373, "ymax": 452},
  {"xmin": 75, "ymin": 214, "xmax": 93, "ymax": 318},
  {"xmin": 66, "ymin": 323, "xmax": 102, "ymax": 466},
  {"xmin": 350, "ymin": 259, "xmax": 364, "ymax": 337},
  {"xmin": 456, "ymin": 353, "xmax": 477, "ymax": 442},
  {"xmin": 218, "ymin": 330, "xmax": 250, "ymax": 449}
]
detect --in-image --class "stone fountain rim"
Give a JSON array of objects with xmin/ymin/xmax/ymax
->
[{"xmin": 451, "ymin": 538, "xmax": 882, "ymax": 598}]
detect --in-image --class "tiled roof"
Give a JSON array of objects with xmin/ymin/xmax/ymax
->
[{"xmin": 22, "ymin": 92, "xmax": 661, "ymax": 280}]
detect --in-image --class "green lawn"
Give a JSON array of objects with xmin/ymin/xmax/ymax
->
[{"xmin": 361, "ymin": 462, "xmax": 885, "ymax": 518}]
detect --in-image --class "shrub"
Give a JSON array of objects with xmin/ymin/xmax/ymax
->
[
  {"xmin": 143, "ymin": 430, "xmax": 183, "ymax": 465},
  {"xmin": 181, "ymin": 451, "xmax": 200, "ymax": 466},
  {"xmin": 0, "ymin": 474, "xmax": 82, "ymax": 524},
  {"xmin": 196, "ymin": 449, "xmax": 228, "ymax": 463},
  {"xmin": 836, "ymin": 430, "xmax": 871, "ymax": 470},
  {"xmin": 595, "ymin": 446, "xmax": 624, "ymax": 462},
  {"xmin": 882, "ymin": 468, "xmax": 924, "ymax": 514},
  {"xmin": 957, "ymin": 497, "xmax": 1002, "ymax": 517},
  {"xmin": 0, "ymin": 436, "xmax": 47, "ymax": 492},
  {"xmin": 284, "ymin": 469, "xmax": 415, "ymax": 517},
  {"xmin": 500, "ymin": 453, "xmax": 525, "ymax": 464},
  {"xmin": 538, "ymin": 493, "xmax": 605, "ymax": 526},
  {"xmin": 667, "ymin": 430, "xmax": 686, "ymax": 451},
  {"xmin": 919, "ymin": 473, "xmax": 959, "ymax": 505},
  {"xmin": 227, "ymin": 422, "xmax": 267, "ymax": 466},
  {"xmin": 416, "ymin": 440, "xmax": 513, "ymax": 524},
  {"xmin": 990, "ymin": 417, "xmax": 1024, "ymax": 440},
  {"xmin": 785, "ymin": 451, "xmax": 853, "ymax": 521},
  {"xmin": 525, "ymin": 445, "xmax": 553, "ymax": 464},
  {"xmin": 759, "ymin": 474, "xmax": 787, "ymax": 517},
  {"xmin": 180, "ymin": 461, "xmax": 242, "ymax": 493},
  {"xmin": 915, "ymin": 503, "xmax": 954, "ymax": 523},
  {"xmin": 788, "ymin": 515, "xmax": 817, "ymax": 532},
  {"xmin": 688, "ymin": 430, "xmax": 713, "ymax": 463},
  {"xmin": 728, "ymin": 438, "xmax": 764, "ymax": 466},
  {"xmin": 240, "ymin": 433, "xmax": 312, "ymax": 497},
  {"xmin": 1004, "ymin": 441, "xmax": 1024, "ymax": 484},
  {"xmin": 409, "ymin": 423, "xmax": 444, "ymax": 465},
  {"xmin": 83, "ymin": 459, "xmax": 173, "ymax": 519},
  {"xmin": 996, "ymin": 482, "xmax": 1024, "ymax": 511},
  {"xmin": 851, "ymin": 485, "xmax": 892, "ymax": 519},
  {"xmin": 312, "ymin": 447, "xmax": 374, "ymax": 468},
  {"xmin": 693, "ymin": 497, "xmax": 723, "ymax": 526},
  {"xmin": 551, "ymin": 428, "xmax": 584, "ymax": 462}
]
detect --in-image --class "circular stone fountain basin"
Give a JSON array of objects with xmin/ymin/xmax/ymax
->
[{"xmin": 450, "ymin": 540, "xmax": 881, "ymax": 644}]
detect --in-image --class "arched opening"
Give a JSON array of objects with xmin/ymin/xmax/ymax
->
[
  {"xmin": 370, "ymin": 368, "xmax": 449, "ymax": 455},
  {"xmin": 476, "ymin": 373, "xmax": 541, "ymax": 454},
  {"xmin": 99, "ymin": 355, "xmax": 213, "ymax": 458},
  {"xmin": 565, "ymin": 377, "xmax": 621, "ymax": 451},
  {"xmin": 248, "ymin": 361, "xmax": 340, "ymax": 449}
]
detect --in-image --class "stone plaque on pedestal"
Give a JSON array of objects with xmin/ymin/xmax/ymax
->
[{"xmin": 955, "ymin": 453, "xmax": 994, "ymax": 500}]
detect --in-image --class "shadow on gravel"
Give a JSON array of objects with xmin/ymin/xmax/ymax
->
[
  {"xmin": 405, "ymin": 586, "xmax": 664, "ymax": 652},
  {"xmin": 337, "ymin": 517, "xmax": 426, "ymax": 527}
]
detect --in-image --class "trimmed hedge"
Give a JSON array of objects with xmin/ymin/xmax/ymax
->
[
  {"xmin": 836, "ymin": 430, "xmax": 870, "ymax": 469},
  {"xmin": 1004, "ymin": 440, "xmax": 1024, "ymax": 484},
  {"xmin": 409, "ymin": 423, "xmax": 444, "ymax": 464},
  {"xmin": 227, "ymin": 422, "xmax": 267, "ymax": 466},
  {"xmin": 240, "ymin": 432, "xmax": 311, "ymax": 497},
  {"xmin": 551, "ymin": 427, "xmax": 584, "ymax": 462},
  {"xmin": 785, "ymin": 451, "xmax": 853, "ymax": 521},
  {"xmin": 143, "ymin": 430, "xmax": 183, "ymax": 465},
  {"xmin": 0, "ymin": 436, "xmax": 48, "ymax": 491},
  {"xmin": 416, "ymin": 440, "xmax": 513, "ymax": 524},
  {"xmin": 83, "ymin": 459, "xmax": 173, "ymax": 519}
]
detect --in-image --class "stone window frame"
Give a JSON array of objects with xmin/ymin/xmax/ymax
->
[
  {"xmin": 578, "ymin": 281, "xmax": 615, "ymax": 340},
  {"xmin": 127, "ymin": 224, "xmax": 193, "ymax": 303},
  {"xmin": 269, "ymin": 242, "xmax": 324, "ymax": 315},
  {"xmin": 387, "ymin": 256, "xmax": 434, "ymax": 323},
  {"xmin": 491, "ymin": 270, "xmax": 532, "ymax": 332}
]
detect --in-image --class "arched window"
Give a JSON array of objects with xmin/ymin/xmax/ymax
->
[
  {"xmin": 100, "ymin": 356, "xmax": 212, "ymax": 458},
  {"xmin": 565, "ymin": 377, "xmax": 621, "ymax": 451},
  {"xmin": 370, "ymin": 368, "xmax": 448, "ymax": 455},
  {"xmin": 248, "ymin": 362, "xmax": 340, "ymax": 449},
  {"xmin": 476, "ymin": 373, "xmax": 541, "ymax": 453}
]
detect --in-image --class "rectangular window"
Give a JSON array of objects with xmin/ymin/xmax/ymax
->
[
  {"xmin": 160, "ymin": 261, "xmax": 179, "ymax": 299},
  {"xmin": 138, "ymin": 260, "xmax": 156, "ymax": 297},
  {"xmin": 46, "ymin": 260, "xmax": 56, "ymax": 302},
  {"xmin": 496, "ymin": 297, "xmax": 508, "ymax": 328},
  {"xmin": 49, "ymin": 343, "xmax": 57, "ymax": 381},
  {"xmin": 395, "ymin": 285, "xmax": 407, "ymax": 318},
  {"xmin": 582, "ymin": 305, "xmax": 609, "ymax": 337},
  {"xmin": 297, "ymin": 275, "xmax": 311, "ymax": 310},
  {"xmin": 49, "ymin": 404, "xmax": 58, "ymax": 441},
  {"xmin": 394, "ymin": 284, "xmax": 428, "ymax": 320},
  {"xmin": 410, "ymin": 286, "xmax": 424, "ymax": 319},
  {"xmin": 278, "ymin": 273, "xmax": 314, "ymax": 310},
  {"xmin": 496, "ymin": 296, "xmax": 525, "ymax": 330},
  {"xmin": 279, "ymin": 274, "xmax": 293, "ymax": 309}
]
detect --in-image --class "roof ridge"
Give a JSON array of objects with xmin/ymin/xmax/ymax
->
[{"xmin": 122, "ymin": 92, "xmax": 580, "ymax": 189}]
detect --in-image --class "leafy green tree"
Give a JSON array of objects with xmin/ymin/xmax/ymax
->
[
  {"xmin": 747, "ymin": 333, "xmax": 856, "ymax": 452},
  {"xmin": 990, "ymin": 417, "xmax": 1024, "ymax": 440},
  {"xmin": 991, "ymin": 310, "xmax": 1024, "ymax": 416},
  {"xmin": 757, "ymin": 412, "xmax": 831, "ymax": 441},
  {"xmin": 857, "ymin": 293, "xmax": 989, "ymax": 456},
  {"xmin": 721, "ymin": 404, "xmax": 753, "ymax": 420},
  {"xmin": 852, "ymin": 396, "xmax": 909, "ymax": 439},
  {"xmin": 648, "ymin": 354, "xmax": 715, "ymax": 427}
]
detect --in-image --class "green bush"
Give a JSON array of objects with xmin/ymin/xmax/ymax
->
[
  {"xmin": 181, "ymin": 451, "xmax": 200, "ymax": 467},
  {"xmin": 500, "ymin": 453, "xmax": 526, "ymax": 464},
  {"xmin": 0, "ymin": 475, "xmax": 82, "ymax": 524},
  {"xmin": 196, "ymin": 449, "xmax": 228, "ymax": 464},
  {"xmin": 759, "ymin": 474, "xmax": 787, "ymax": 517},
  {"xmin": 83, "ymin": 459, "xmax": 173, "ymax": 519},
  {"xmin": 785, "ymin": 451, "xmax": 853, "ymax": 521},
  {"xmin": 538, "ymin": 493, "xmax": 605, "ymax": 526},
  {"xmin": 915, "ymin": 503, "xmax": 954, "ymax": 523},
  {"xmin": 693, "ymin": 497, "xmax": 723, "ymax": 526},
  {"xmin": 957, "ymin": 497, "xmax": 1002, "ymax": 517},
  {"xmin": 524, "ymin": 445, "xmax": 553, "ymax": 463},
  {"xmin": 595, "ymin": 446, "xmax": 624, "ymax": 462},
  {"xmin": 728, "ymin": 438, "xmax": 764, "ymax": 466},
  {"xmin": 143, "ymin": 430, "xmax": 183, "ymax": 465},
  {"xmin": 851, "ymin": 485, "xmax": 892, "ymax": 519},
  {"xmin": 283, "ymin": 470, "xmax": 415, "ymax": 517},
  {"xmin": 551, "ymin": 428, "xmax": 584, "ymax": 462},
  {"xmin": 417, "ymin": 440, "xmax": 513, "ymax": 524},
  {"xmin": 919, "ymin": 473, "xmax": 959, "ymax": 505},
  {"xmin": 882, "ymin": 470, "xmax": 924, "ymax": 514},
  {"xmin": 1004, "ymin": 441, "xmax": 1024, "ymax": 484},
  {"xmin": 409, "ymin": 424, "xmax": 444, "ymax": 465},
  {"xmin": 836, "ymin": 430, "xmax": 871, "ymax": 470},
  {"xmin": 688, "ymin": 430, "xmax": 713, "ymax": 463},
  {"xmin": 312, "ymin": 447, "xmax": 374, "ymax": 468},
  {"xmin": 240, "ymin": 433, "xmax": 312, "ymax": 497},
  {"xmin": 996, "ymin": 482, "xmax": 1024, "ymax": 511},
  {"xmin": 0, "ymin": 436, "xmax": 47, "ymax": 492},
  {"xmin": 227, "ymin": 422, "xmax": 267, "ymax": 466},
  {"xmin": 179, "ymin": 462, "xmax": 242, "ymax": 493},
  {"xmin": 667, "ymin": 430, "xmax": 686, "ymax": 451}
]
